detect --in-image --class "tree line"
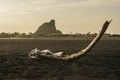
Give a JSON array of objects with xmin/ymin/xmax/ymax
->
[
  {"xmin": 0, "ymin": 32, "xmax": 119, "ymax": 38},
  {"xmin": 0, "ymin": 32, "xmax": 33, "ymax": 38}
]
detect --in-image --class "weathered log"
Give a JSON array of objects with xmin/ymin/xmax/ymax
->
[{"xmin": 38, "ymin": 20, "xmax": 112, "ymax": 60}]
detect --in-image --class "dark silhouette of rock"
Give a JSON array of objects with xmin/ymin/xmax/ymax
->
[{"xmin": 34, "ymin": 19, "xmax": 62, "ymax": 35}]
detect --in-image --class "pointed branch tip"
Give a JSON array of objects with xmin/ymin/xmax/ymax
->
[{"xmin": 109, "ymin": 20, "xmax": 112, "ymax": 23}]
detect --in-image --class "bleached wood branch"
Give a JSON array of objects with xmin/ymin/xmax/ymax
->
[{"xmin": 38, "ymin": 20, "xmax": 112, "ymax": 60}]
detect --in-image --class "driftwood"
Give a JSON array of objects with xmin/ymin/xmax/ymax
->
[{"xmin": 31, "ymin": 20, "xmax": 112, "ymax": 60}]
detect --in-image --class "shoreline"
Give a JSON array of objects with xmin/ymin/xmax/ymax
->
[{"xmin": 0, "ymin": 37, "xmax": 120, "ymax": 40}]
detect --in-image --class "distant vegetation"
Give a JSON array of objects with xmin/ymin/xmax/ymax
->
[
  {"xmin": 0, "ymin": 32, "xmax": 33, "ymax": 38},
  {"xmin": 0, "ymin": 32, "xmax": 120, "ymax": 38}
]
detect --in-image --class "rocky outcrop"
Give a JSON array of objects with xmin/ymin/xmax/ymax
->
[{"xmin": 34, "ymin": 19, "xmax": 62, "ymax": 35}]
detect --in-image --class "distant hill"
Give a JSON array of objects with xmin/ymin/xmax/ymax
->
[{"xmin": 34, "ymin": 19, "xmax": 62, "ymax": 35}]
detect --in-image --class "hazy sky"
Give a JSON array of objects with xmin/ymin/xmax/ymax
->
[{"xmin": 0, "ymin": 0, "xmax": 120, "ymax": 34}]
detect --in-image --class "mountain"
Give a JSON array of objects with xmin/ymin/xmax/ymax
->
[{"xmin": 34, "ymin": 19, "xmax": 62, "ymax": 35}]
